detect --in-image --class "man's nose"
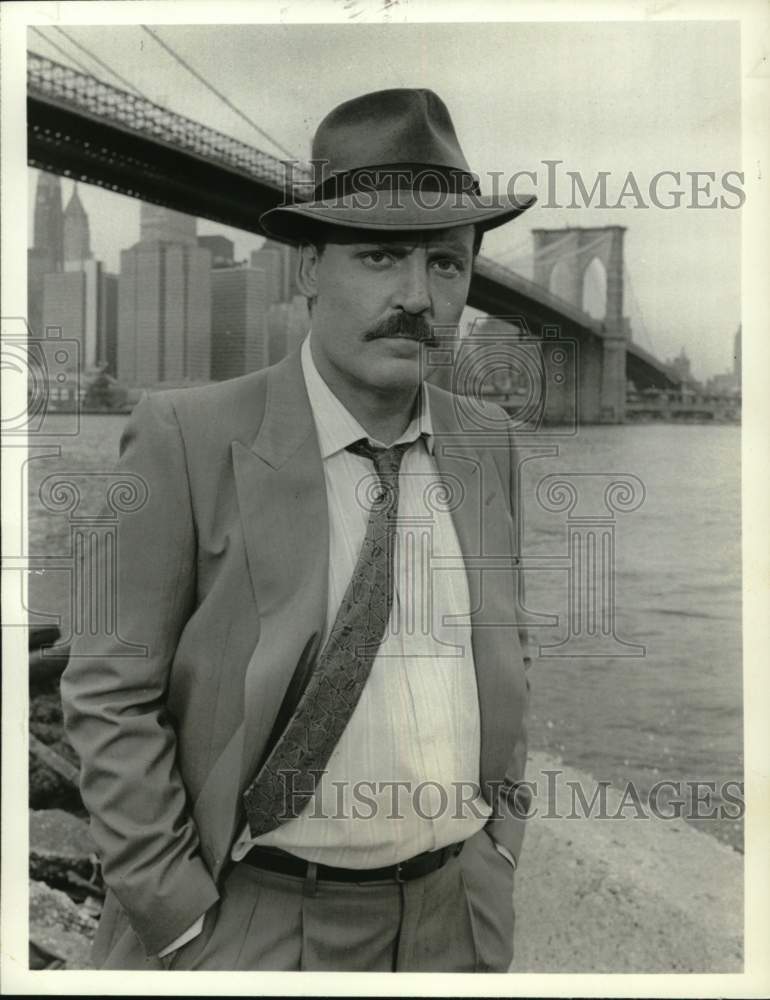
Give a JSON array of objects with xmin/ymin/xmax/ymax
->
[{"xmin": 394, "ymin": 255, "xmax": 432, "ymax": 314}]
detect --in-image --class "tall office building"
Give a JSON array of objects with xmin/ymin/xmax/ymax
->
[
  {"xmin": 32, "ymin": 170, "xmax": 64, "ymax": 274},
  {"xmin": 210, "ymin": 267, "xmax": 270, "ymax": 380},
  {"xmin": 249, "ymin": 239, "xmax": 305, "ymax": 363},
  {"xmin": 139, "ymin": 203, "xmax": 197, "ymax": 246},
  {"xmin": 29, "ymin": 174, "xmax": 116, "ymax": 372},
  {"xmin": 198, "ymin": 235, "xmax": 235, "ymax": 268},
  {"xmin": 28, "ymin": 170, "xmax": 65, "ymax": 336},
  {"xmin": 63, "ymin": 184, "xmax": 93, "ymax": 270},
  {"xmin": 118, "ymin": 204, "xmax": 211, "ymax": 385},
  {"xmin": 267, "ymin": 295, "xmax": 310, "ymax": 364},
  {"xmin": 250, "ymin": 240, "xmax": 299, "ymax": 303},
  {"xmin": 27, "ymin": 248, "xmax": 50, "ymax": 337},
  {"xmin": 101, "ymin": 273, "xmax": 119, "ymax": 376},
  {"xmin": 41, "ymin": 260, "xmax": 111, "ymax": 371}
]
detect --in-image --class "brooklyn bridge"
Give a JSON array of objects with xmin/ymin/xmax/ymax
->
[{"xmin": 27, "ymin": 53, "xmax": 681, "ymax": 424}]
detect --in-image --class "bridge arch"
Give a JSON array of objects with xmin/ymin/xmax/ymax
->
[{"xmin": 582, "ymin": 256, "xmax": 607, "ymax": 320}]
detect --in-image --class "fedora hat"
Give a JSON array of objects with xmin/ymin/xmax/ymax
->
[{"xmin": 259, "ymin": 88, "xmax": 535, "ymax": 241}]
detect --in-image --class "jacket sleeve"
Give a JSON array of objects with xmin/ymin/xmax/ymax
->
[
  {"xmin": 60, "ymin": 393, "xmax": 219, "ymax": 957},
  {"xmin": 484, "ymin": 415, "xmax": 534, "ymax": 866}
]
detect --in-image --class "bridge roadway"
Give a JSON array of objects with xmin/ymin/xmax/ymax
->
[{"xmin": 26, "ymin": 53, "xmax": 679, "ymax": 422}]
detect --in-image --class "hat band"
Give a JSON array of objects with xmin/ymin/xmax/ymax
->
[{"xmin": 313, "ymin": 164, "xmax": 481, "ymax": 202}]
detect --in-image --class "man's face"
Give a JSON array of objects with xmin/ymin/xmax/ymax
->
[{"xmin": 301, "ymin": 225, "xmax": 475, "ymax": 396}]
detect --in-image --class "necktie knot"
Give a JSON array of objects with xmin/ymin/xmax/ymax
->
[{"xmin": 346, "ymin": 438, "xmax": 413, "ymax": 480}]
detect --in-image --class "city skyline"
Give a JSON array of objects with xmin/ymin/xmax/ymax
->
[
  {"xmin": 26, "ymin": 170, "xmax": 310, "ymax": 389},
  {"xmin": 25, "ymin": 20, "xmax": 742, "ymax": 380}
]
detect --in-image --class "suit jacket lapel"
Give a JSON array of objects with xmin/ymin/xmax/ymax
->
[{"xmin": 232, "ymin": 351, "xmax": 329, "ymax": 790}]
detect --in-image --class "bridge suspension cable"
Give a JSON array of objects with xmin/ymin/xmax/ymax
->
[
  {"xmin": 140, "ymin": 25, "xmax": 298, "ymax": 161},
  {"xmin": 29, "ymin": 29, "xmax": 95, "ymax": 80},
  {"xmin": 624, "ymin": 267, "xmax": 657, "ymax": 354},
  {"xmin": 48, "ymin": 26, "xmax": 151, "ymax": 101}
]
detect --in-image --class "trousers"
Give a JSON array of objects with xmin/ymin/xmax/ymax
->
[{"xmin": 101, "ymin": 826, "xmax": 515, "ymax": 972}]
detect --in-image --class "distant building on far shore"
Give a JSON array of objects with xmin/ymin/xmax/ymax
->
[
  {"xmin": 267, "ymin": 295, "xmax": 310, "ymax": 364},
  {"xmin": 32, "ymin": 170, "xmax": 64, "ymax": 274},
  {"xmin": 250, "ymin": 241, "xmax": 299, "ymax": 304},
  {"xmin": 41, "ymin": 260, "xmax": 118, "ymax": 373},
  {"xmin": 198, "ymin": 235, "xmax": 236, "ymax": 269},
  {"xmin": 118, "ymin": 204, "xmax": 212, "ymax": 385},
  {"xmin": 63, "ymin": 184, "xmax": 93, "ymax": 271},
  {"xmin": 248, "ymin": 239, "xmax": 306, "ymax": 364},
  {"xmin": 28, "ymin": 171, "xmax": 65, "ymax": 336},
  {"xmin": 28, "ymin": 172, "xmax": 118, "ymax": 372},
  {"xmin": 705, "ymin": 325, "xmax": 741, "ymax": 397},
  {"xmin": 210, "ymin": 266, "xmax": 270, "ymax": 381}
]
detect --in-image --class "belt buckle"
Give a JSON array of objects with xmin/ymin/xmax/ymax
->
[{"xmin": 394, "ymin": 860, "xmax": 407, "ymax": 883}]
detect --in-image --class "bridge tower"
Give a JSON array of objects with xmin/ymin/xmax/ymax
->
[{"xmin": 532, "ymin": 226, "xmax": 628, "ymax": 423}]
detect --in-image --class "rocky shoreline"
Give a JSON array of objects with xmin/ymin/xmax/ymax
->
[{"xmin": 29, "ymin": 629, "xmax": 100, "ymax": 969}]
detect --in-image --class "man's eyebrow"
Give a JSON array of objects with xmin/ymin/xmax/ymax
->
[
  {"xmin": 426, "ymin": 239, "xmax": 473, "ymax": 256},
  {"xmin": 352, "ymin": 239, "xmax": 472, "ymax": 255}
]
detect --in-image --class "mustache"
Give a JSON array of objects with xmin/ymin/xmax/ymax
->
[{"xmin": 363, "ymin": 313, "xmax": 436, "ymax": 344}]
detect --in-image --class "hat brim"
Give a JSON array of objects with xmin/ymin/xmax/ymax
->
[{"xmin": 259, "ymin": 191, "xmax": 536, "ymax": 243}]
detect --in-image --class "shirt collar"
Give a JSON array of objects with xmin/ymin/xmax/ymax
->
[{"xmin": 300, "ymin": 334, "xmax": 434, "ymax": 460}]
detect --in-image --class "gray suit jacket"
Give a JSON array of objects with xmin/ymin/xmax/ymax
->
[{"xmin": 61, "ymin": 348, "xmax": 531, "ymax": 960}]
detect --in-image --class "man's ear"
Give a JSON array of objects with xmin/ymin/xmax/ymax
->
[{"xmin": 297, "ymin": 243, "xmax": 321, "ymax": 299}]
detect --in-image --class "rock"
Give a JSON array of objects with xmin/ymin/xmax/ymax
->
[
  {"xmin": 29, "ymin": 689, "xmax": 66, "ymax": 744},
  {"xmin": 28, "ymin": 731, "xmax": 83, "ymax": 813},
  {"xmin": 30, "ymin": 809, "xmax": 98, "ymax": 888},
  {"xmin": 29, "ymin": 751, "xmax": 83, "ymax": 813},
  {"xmin": 29, "ymin": 880, "xmax": 96, "ymax": 969}
]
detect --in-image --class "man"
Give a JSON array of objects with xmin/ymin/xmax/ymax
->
[{"xmin": 61, "ymin": 88, "xmax": 535, "ymax": 972}]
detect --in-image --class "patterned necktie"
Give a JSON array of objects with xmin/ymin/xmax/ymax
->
[{"xmin": 243, "ymin": 437, "xmax": 413, "ymax": 837}]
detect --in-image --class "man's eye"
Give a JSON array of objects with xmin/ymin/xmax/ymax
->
[
  {"xmin": 360, "ymin": 251, "xmax": 393, "ymax": 267},
  {"xmin": 432, "ymin": 258, "xmax": 463, "ymax": 276}
]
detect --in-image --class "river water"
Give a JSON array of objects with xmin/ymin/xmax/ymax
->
[
  {"xmin": 26, "ymin": 417, "xmax": 743, "ymax": 850},
  {"xmin": 519, "ymin": 423, "xmax": 742, "ymax": 850}
]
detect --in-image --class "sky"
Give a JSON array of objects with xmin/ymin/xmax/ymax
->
[{"xmin": 26, "ymin": 19, "xmax": 742, "ymax": 379}]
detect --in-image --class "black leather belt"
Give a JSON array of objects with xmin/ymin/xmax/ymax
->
[{"xmin": 241, "ymin": 841, "xmax": 464, "ymax": 884}]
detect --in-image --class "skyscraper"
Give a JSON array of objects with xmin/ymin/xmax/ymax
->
[
  {"xmin": 249, "ymin": 240, "xmax": 304, "ymax": 363},
  {"xmin": 63, "ymin": 184, "xmax": 93, "ymax": 271},
  {"xmin": 28, "ymin": 170, "xmax": 65, "ymax": 336},
  {"xmin": 198, "ymin": 235, "xmax": 235, "ymax": 268},
  {"xmin": 250, "ymin": 241, "xmax": 299, "ymax": 303},
  {"xmin": 210, "ymin": 267, "xmax": 270, "ymax": 381},
  {"xmin": 139, "ymin": 203, "xmax": 197, "ymax": 246},
  {"xmin": 42, "ymin": 259, "xmax": 116, "ymax": 372},
  {"xmin": 101, "ymin": 273, "xmax": 119, "ymax": 376},
  {"xmin": 118, "ymin": 204, "xmax": 212, "ymax": 385},
  {"xmin": 267, "ymin": 295, "xmax": 310, "ymax": 364},
  {"xmin": 32, "ymin": 170, "xmax": 64, "ymax": 274}
]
